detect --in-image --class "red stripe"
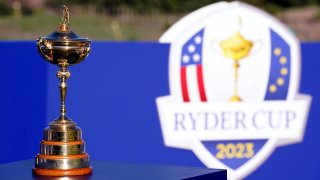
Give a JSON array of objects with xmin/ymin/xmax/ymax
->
[
  {"xmin": 181, "ymin": 67, "xmax": 190, "ymax": 102},
  {"xmin": 197, "ymin": 65, "xmax": 207, "ymax": 102}
]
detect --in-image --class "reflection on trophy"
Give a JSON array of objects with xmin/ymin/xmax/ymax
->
[
  {"xmin": 33, "ymin": 5, "xmax": 92, "ymax": 176},
  {"xmin": 220, "ymin": 31, "xmax": 253, "ymax": 102}
]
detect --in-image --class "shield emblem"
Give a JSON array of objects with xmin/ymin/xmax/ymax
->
[{"xmin": 156, "ymin": 2, "xmax": 311, "ymax": 179}]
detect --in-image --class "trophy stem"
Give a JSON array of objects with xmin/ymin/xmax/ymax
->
[
  {"xmin": 229, "ymin": 61, "xmax": 242, "ymax": 102},
  {"xmin": 57, "ymin": 63, "xmax": 71, "ymax": 120}
]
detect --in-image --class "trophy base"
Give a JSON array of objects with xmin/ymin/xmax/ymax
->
[
  {"xmin": 229, "ymin": 95, "xmax": 242, "ymax": 102},
  {"xmin": 34, "ymin": 119, "xmax": 92, "ymax": 176},
  {"xmin": 33, "ymin": 167, "xmax": 92, "ymax": 176}
]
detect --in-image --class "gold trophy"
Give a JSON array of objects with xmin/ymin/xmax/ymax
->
[
  {"xmin": 220, "ymin": 31, "xmax": 253, "ymax": 102},
  {"xmin": 33, "ymin": 5, "xmax": 92, "ymax": 176}
]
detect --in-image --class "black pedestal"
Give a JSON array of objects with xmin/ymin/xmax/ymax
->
[{"xmin": 0, "ymin": 159, "xmax": 226, "ymax": 180}]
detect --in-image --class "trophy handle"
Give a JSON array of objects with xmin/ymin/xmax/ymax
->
[
  {"xmin": 250, "ymin": 39, "xmax": 263, "ymax": 56},
  {"xmin": 79, "ymin": 46, "xmax": 91, "ymax": 58},
  {"xmin": 37, "ymin": 37, "xmax": 53, "ymax": 61},
  {"xmin": 211, "ymin": 39, "xmax": 224, "ymax": 56}
]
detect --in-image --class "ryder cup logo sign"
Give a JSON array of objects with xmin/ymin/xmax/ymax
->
[{"xmin": 156, "ymin": 2, "xmax": 311, "ymax": 179}]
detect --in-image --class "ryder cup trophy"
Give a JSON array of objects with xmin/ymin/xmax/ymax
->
[
  {"xmin": 33, "ymin": 5, "xmax": 92, "ymax": 176},
  {"xmin": 220, "ymin": 31, "xmax": 253, "ymax": 102}
]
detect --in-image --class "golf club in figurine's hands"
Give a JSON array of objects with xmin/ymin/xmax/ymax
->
[{"xmin": 34, "ymin": 5, "xmax": 92, "ymax": 176}]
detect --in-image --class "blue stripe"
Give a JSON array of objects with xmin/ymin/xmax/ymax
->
[{"xmin": 264, "ymin": 29, "xmax": 290, "ymax": 100}]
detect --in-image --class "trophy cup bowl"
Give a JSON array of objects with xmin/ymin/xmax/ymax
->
[
  {"xmin": 36, "ymin": 29, "xmax": 91, "ymax": 66},
  {"xmin": 220, "ymin": 32, "xmax": 252, "ymax": 61},
  {"xmin": 33, "ymin": 6, "xmax": 92, "ymax": 176}
]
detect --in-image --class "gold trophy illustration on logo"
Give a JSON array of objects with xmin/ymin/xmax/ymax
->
[
  {"xmin": 216, "ymin": 17, "xmax": 257, "ymax": 102},
  {"xmin": 220, "ymin": 32, "xmax": 253, "ymax": 101},
  {"xmin": 33, "ymin": 5, "xmax": 92, "ymax": 176}
]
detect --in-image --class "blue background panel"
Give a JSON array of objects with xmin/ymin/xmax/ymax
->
[
  {"xmin": 0, "ymin": 42, "xmax": 46, "ymax": 163},
  {"xmin": 0, "ymin": 41, "xmax": 320, "ymax": 179}
]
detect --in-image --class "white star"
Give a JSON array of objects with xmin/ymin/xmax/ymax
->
[
  {"xmin": 188, "ymin": 44, "xmax": 195, "ymax": 53},
  {"xmin": 195, "ymin": 36, "xmax": 202, "ymax": 44},
  {"xmin": 182, "ymin": 55, "xmax": 190, "ymax": 63},
  {"xmin": 193, "ymin": 54, "xmax": 200, "ymax": 62}
]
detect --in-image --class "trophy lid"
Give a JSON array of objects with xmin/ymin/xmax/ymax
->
[
  {"xmin": 40, "ymin": 5, "xmax": 90, "ymax": 43},
  {"xmin": 42, "ymin": 28, "xmax": 90, "ymax": 42}
]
